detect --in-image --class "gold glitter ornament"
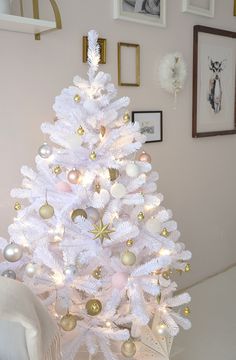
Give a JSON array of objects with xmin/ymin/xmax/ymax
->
[
  {"xmin": 77, "ymin": 126, "xmax": 85, "ymax": 136},
  {"xmin": 86, "ymin": 299, "xmax": 102, "ymax": 316},
  {"xmin": 53, "ymin": 165, "xmax": 62, "ymax": 175},
  {"xmin": 109, "ymin": 168, "xmax": 120, "ymax": 181},
  {"xmin": 121, "ymin": 339, "xmax": 136, "ymax": 358},
  {"xmin": 183, "ymin": 306, "xmax": 191, "ymax": 316},
  {"xmin": 137, "ymin": 212, "xmax": 145, "ymax": 221},
  {"xmin": 126, "ymin": 239, "xmax": 134, "ymax": 247},
  {"xmin": 39, "ymin": 202, "xmax": 54, "ymax": 219},
  {"xmin": 161, "ymin": 228, "xmax": 170, "ymax": 237},
  {"xmin": 89, "ymin": 151, "xmax": 97, "ymax": 160},
  {"xmin": 14, "ymin": 202, "xmax": 21, "ymax": 211},
  {"xmin": 71, "ymin": 209, "xmax": 88, "ymax": 222},
  {"xmin": 60, "ymin": 313, "xmax": 77, "ymax": 331},
  {"xmin": 74, "ymin": 94, "xmax": 81, "ymax": 103}
]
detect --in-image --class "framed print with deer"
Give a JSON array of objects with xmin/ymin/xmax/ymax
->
[{"xmin": 192, "ymin": 26, "xmax": 236, "ymax": 138}]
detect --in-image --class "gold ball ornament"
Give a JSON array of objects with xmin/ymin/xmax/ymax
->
[
  {"xmin": 138, "ymin": 151, "xmax": 152, "ymax": 163},
  {"xmin": 185, "ymin": 263, "xmax": 191, "ymax": 273},
  {"xmin": 126, "ymin": 239, "xmax": 134, "ymax": 247},
  {"xmin": 121, "ymin": 339, "xmax": 136, "ymax": 358},
  {"xmin": 161, "ymin": 228, "xmax": 170, "ymax": 237},
  {"xmin": 92, "ymin": 266, "xmax": 102, "ymax": 279},
  {"xmin": 123, "ymin": 112, "xmax": 131, "ymax": 124},
  {"xmin": 86, "ymin": 299, "xmax": 102, "ymax": 316},
  {"xmin": 137, "ymin": 212, "xmax": 145, "ymax": 221},
  {"xmin": 53, "ymin": 165, "xmax": 62, "ymax": 175},
  {"xmin": 183, "ymin": 306, "xmax": 191, "ymax": 317},
  {"xmin": 77, "ymin": 126, "xmax": 85, "ymax": 136},
  {"xmin": 100, "ymin": 125, "xmax": 106, "ymax": 137},
  {"xmin": 14, "ymin": 202, "xmax": 21, "ymax": 211},
  {"xmin": 162, "ymin": 270, "xmax": 172, "ymax": 280},
  {"xmin": 121, "ymin": 250, "xmax": 136, "ymax": 266},
  {"xmin": 71, "ymin": 209, "xmax": 88, "ymax": 222},
  {"xmin": 109, "ymin": 168, "xmax": 120, "ymax": 181},
  {"xmin": 89, "ymin": 151, "xmax": 97, "ymax": 160},
  {"xmin": 74, "ymin": 94, "xmax": 81, "ymax": 103},
  {"xmin": 39, "ymin": 202, "xmax": 54, "ymax": 219},
  {"xmin": 60, "ymin": 313, "xmax": 77, "ymax": 331}
]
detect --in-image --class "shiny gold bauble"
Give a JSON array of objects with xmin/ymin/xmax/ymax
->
[
  {"xmin": 123, "ymin": 112, "xmax": 131, "ymax": 124},
  {"xmin": 121, "ymin": 250, "xmax": 136, "ymax": 266},
  {"xmin": 71, "ymin": 209, "xmax": 88, "ymax": 222},
  {"xmin": 126, "ymin": 239, "xmax": 134, "ymax": 247},
  {"xmin": 86, "ymin": 299, "xmax": 102, "ymax": 316},
  {"xmin": 185, "ymin": 263, "xmax": 191, "ymax": 273},
  {"xmin": 137, "ymin": 212, "xmax": 145, "ymax": 221},
  {"xmin": 183, "ymin": 306, "xmax": 191, "ymax": 316},
  {"xmin": 94, "ymin": 183, "xmax": 101, "ymax": 193},
  {"xmin": 60, "ymin": 313, "xmax": 77, "ymax": 331},
  {"xmin": 109, "ymin": 168, "xmax": 120, "ymax": 181},
  {"xmin": 92, "ymin": 266, "xmax": 102, "ymax": 279},
  {"xmin": 100, "ymin": 125, "xmax": 106, "ymax": 137},
  {"xmin": 14, "ymin": 202, "xmax": 21, "ymax": 211},
  {"xmin": 89, "ymin": 151, "xmax": 97, "ymax": 160},
  {"xmin": 53, "ymin": 165, "xmax": 62, "ymax": 175},
  {"xmin": 39, "ymin": 202, "xmax": 54, "ymax": 219},
  {"xmin": 121, "ymin": 339, "xmax": 136, "ymax": 358},
  {"xmin": 161, "ymin": 228, "xmax": 170, "ymax": 237},
  {"xmin": 77, "ymin": 126, "xmax": 85, "ymax": 136},
  {"xmin": 74, "ymin": 94, "xmax": 81, "ymax": 103},
  {"xmin": 162, "ymin": 270, "xmax": 172, "ymax": 280}
]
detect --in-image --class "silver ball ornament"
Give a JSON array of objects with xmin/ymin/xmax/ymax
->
[
  {"xmin": 1, "ymin": 269, "xmax": 16, "ymax": 280},
  {"xmin": 38, "ymin": 143, "xmax": 52, "ymax": 159},
  {"xmin": 3, "ymin": 243, "xmax": 23, "ymax": 263},
  {"xmin": 121, "ymin": 339, "xmax": 136, "ymax": 358},
  {"xmin": 64, "ymin": 265, "xmax": 77, "ymax": 278}
]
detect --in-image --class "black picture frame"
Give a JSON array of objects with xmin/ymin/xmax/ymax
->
[{"xmin": 132, "ymin": 111, "xmax": 163, "ymax": 143}]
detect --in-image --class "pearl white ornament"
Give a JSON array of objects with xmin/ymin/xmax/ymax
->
[
  {"xmin": 64, "ymin": 265, "xmax": 77, "ymax": 278},
  {"xmin": 145, "ymin": 218, "xmax": 161, "ymax": 235},
  {"xmin": 25, "ymin": 263, "xmax": 38, "ymax": 277},
  {"xmin": 126, "ymin": 163, "xmax": 139, "ymax": 178},
  {"xmin": 3, "ymin": 243, "xmax": 23, "ymax": 262},
  {"xmin": 66, "ymin": 134, "xmax": 83, "ymax": 150},
  {"xmin": 111, "ymin": 183, "xmax": 127, "ymax": 199},
  {"xmin": 2, "ymin": 269, "xmax": 16, "ymax": 279},
  {"xmin": 38, "ymin": 143, "xmax": 52, "ymax": 159},
  {"xmin": 86, "ymin": 207, "xmax": 100, "ymax": 222}
]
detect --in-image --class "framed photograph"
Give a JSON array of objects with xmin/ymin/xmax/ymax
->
[
  {"xmin": 83, "ymin": 36, "xmax": 106, "ymax": 64},
  {"xmin": 182, "ymin": 0, "xmax": 215, "ymax": 18},
  {"xmin": 113, "ymin": 0, "xmax": 166, "ymax": 28},
  {"xmin": 118, "ymin": 42, "xmax": 140, "ymax": 86},
  {"xmin": 192, "ymin": 25, "xmax": 236, "ymax": 138},
  {"xmin": 132, "ymin": 111, "xmax": 163, "ymax": 143}
]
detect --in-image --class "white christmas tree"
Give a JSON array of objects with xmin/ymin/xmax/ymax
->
[{"xmin": 0, "ymin": 31, "xmax": 192, "ymax": 360}]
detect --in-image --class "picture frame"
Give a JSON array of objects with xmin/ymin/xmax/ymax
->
[
  {"xmin": 132, "ymin": 111, "xmax": 163, "ymax": 143},
  {"xmin": 118, "ymin": 42, "xmax": 140, "ymax": 87},
  {"xmin": 182, "ymin": 0, "xmax": 215, "ymax": 18},
  {"xmin": 83, "ymin": 36, "xmax": 107, "ymax": 64},
  {"xmin": 192, "ymin": 25, "xmax": 236, "ymax": 138},
  {"xmin": 113, "ymin": 0, "xmax": 166, "ymax": 28},
  {"xmin": 234, "ymin": 0, "xmax": 236, "ymax": 16}
]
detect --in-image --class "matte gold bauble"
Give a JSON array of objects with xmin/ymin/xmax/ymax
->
[
  {"xmin": 126, "ymin": 239, "xmax": 134, "ymax": 247},
  {"xmin": 138, "ymin": 151, "xmax": 151, "ymax": 163},
  {"xmin": 183, "ymin": 307, "xmax": 191, "ymax": 316},
  {"xmin": 86, "ymin": 299, "xmax": 102, "ymax": 316},
  {"xmin": 39, "ymin": 202, "xmax": 54, "ymax": 219},
  {"xmin": 121, "ymin": 339, "xmax": 136, "ymax": 358},
  {"xmin": 121, "ymin": 250, "xmax": 136, "ymax": 266},
  {"xmin": 109, "ymin": 168, "xmax": 120, "ymax": 181},
  {"xmin": 77, "ymin": 126, "xmax": 85, "ymax": 136},
  {"xmin": 53, "ymin": 165, "xmax": 62, "ymax": 175},
  {"xmin": 92, "ymin": 266, "xmax": 102, "ymax": 279},
  {"xmin": 100, "ymin": 125, "xmax": 106, "ymax": 137},
  {"xmin": 71, "ymin": 209, "xmax": 88, "ymax": 222},
  {"xmin": 89, "ymin": 151, "xmax": 97, "ymax": 160},
  {"xmin": 14, "ymin": 202, "xmax": 21, "ymax": 211},
  {"xmin": 74, "ymin": 94, "xmax": 81, "ymax": 103},
  {"xmin": 60, "ymin": 313, "xmax": 77, "ymax": 331},
  {"xmin": 185, "ymin": 263, "xmax": 191, "ymax": 273},
  {"xmin": 123, "ymin": 112, "xmax": 131, "ymax": 123},
  {"xmin": 137, "ymin": 212, "xmax": 145, "ymax": 221}
]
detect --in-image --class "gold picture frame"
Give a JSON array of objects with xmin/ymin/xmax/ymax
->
[
  {"xmin": 83, "ymin": 36, "xmax": 107, "ymax": 64},
  {"xmin": 118, "ymin": 42, "xmax": 140, "ymax": 87}
]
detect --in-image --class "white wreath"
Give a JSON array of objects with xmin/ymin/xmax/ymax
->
[{"xmin": 159, "ymin": 52, "xmax": 187, "ymax": 95}]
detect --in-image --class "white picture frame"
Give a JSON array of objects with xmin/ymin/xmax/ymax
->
[
  {"xmin": 182, "ymin": 0, "xmax": 215, "ymax": 18},
  {"xmin": 113, "ymin": 0, "xmax": 166, "ymax": 28}
]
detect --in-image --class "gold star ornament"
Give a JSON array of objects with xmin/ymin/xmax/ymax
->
[{"xmin": 90, "ymin": 220, "xmax": 114, "ymax": 242}]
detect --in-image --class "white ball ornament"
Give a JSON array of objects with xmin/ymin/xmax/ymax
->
[
  {"xmin": 3, "ymin": 243, "xmax": 23, "ymax": 262},
  {"xmin": 126, "ymin": 163, "xmax": 139, "ymax": 178},
  {"xmin": 25, "ymin": 263, "xmax": 38, "ymax": 278},
  {"xmin": 146, "ymin": 218, "xmax": 161, "ymax": 235},
  {"xmin": 38, "ymin": 143, "xmax": 52, "ymax": 159},
  {"xmin": 111, "ymin": 183, "xmax": 127, "ymax": 199}
]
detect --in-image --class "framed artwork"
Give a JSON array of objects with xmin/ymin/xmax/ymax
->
[
  {"xmin": 132, "ymin": 111, "xmax": 163, "ymax": 143},
  {"xmin": 192, "ymin": 25, "xmax": 236, "ymax": 138},
  {"xmin": 113, "ymin": 0, "xmax": 166, "ymax": 28},
  {"xmin": 118, "ymin": 42, "xmax": 140, "ymax": 86},
  {"xmin": 182, "ymin": 0, "xmax": 215, "ymax": 18},
  {"xmin": 83, "ymin": 36, "xmax": 106, "ymax": 64}
]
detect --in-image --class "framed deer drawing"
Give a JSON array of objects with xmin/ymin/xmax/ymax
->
[{"xmin": 192, "ymin": 25, "xmax": 236, "ymax": 137}]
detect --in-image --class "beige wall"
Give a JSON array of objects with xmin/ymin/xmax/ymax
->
[{"xmin": 0, "ymin": 0, "xmax": 235, "ymax": 288}]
